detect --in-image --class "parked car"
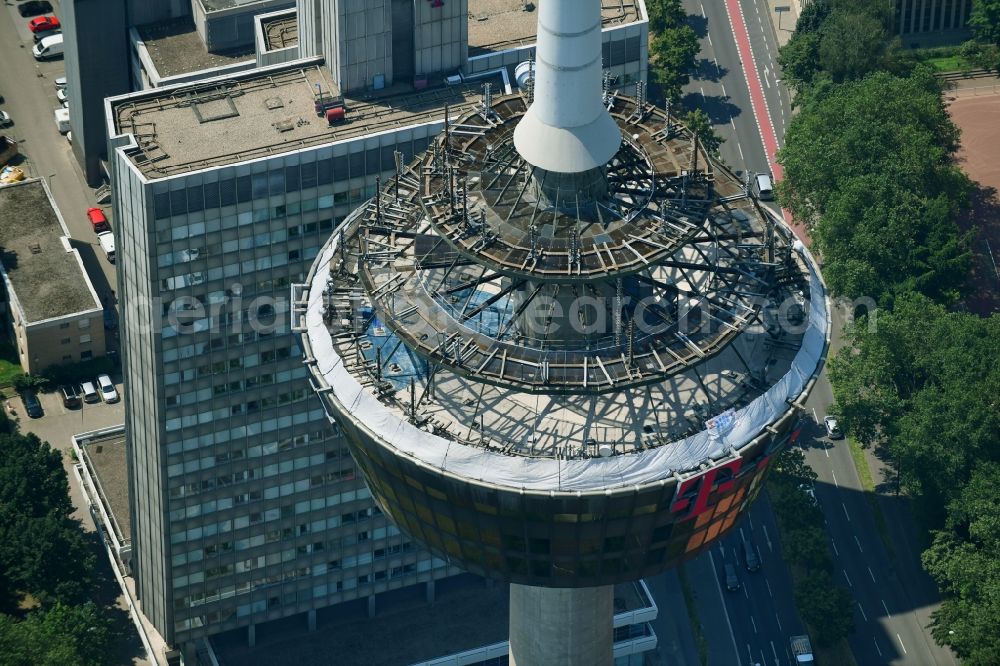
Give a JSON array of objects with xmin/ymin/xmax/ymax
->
[
  {"xmin": 80, "ymin": 380, "xmax": 100, "ymax": 403},
  {"xmin": 823, "ymin": 415, "xmax": 843, "ymax": 440},
  {"xmin": 18, "ymin": 1, "xmax": 53, "ymax": 18},
  {"xmin": 723, "ymin": 562, "xmax": 740, "ymax": 592},
  {"xmin": 60, "ymin": 384, "xmax": 81, "ymax": 409},
  {"xmin": 56, "ymin": 88, "xmax": 68, "ymax": 104},
  {"xmin": 28, "ymin": 15, "xmax": 60, "ymax": 32},
  {"xmin": 96, "ymin": 374, "xmax": 119, "ymax": 403},
  {"xmin": 54, "ymin": 76, "xmax": 67, "ymax": 90},
  {"xmin": 33, "ymin": 28, "xmax": 60, "ymax": 44},
  {"xmin": 87, "ymin": 207, "xmax": 109, "ymax": 232},
  {"xmin": 21, "ymin": 390, "xmax": 43, "ymax": 418},
  {"xmin": 0, "ymin": 166, "xmax": 25, "ymax": 184},
  {"xmin": 0, "ymin": 111, "xmax": 11, "ymax": 128}
]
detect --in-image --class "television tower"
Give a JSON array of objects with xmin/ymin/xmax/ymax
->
[{"xmin": 294, "ymin": 1, "xmax": 829, "ymax": 663}]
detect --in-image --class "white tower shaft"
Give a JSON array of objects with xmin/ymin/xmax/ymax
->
[{"xmin": 513, "ymin": 0, "xmax": 622, "ymax": 174}]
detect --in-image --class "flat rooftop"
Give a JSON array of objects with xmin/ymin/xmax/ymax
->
[
  {"xmin": 136, "ymin": 19, "xmax": 254, "ymax": 80},
  {"xmin": 0, "ymin": 180, "xmax": 101, "ymax": 323},
  {"xmin": 79, "ymin": 429, "xmax": 131, "ymax": 546},
  {"xmin": 468, "ymin": 0, "xmax": 642, "ymax": 55},
  {"xmin": 262, "ymin": 11, "xmax": 297, "ymax": 50},
  {"xmin": 211, "ymin": 575, "xmax": 651, "ymax": 666},
  {"xmin": 112, "ymin": 63, "xmax": 498, "ymax": 179}
]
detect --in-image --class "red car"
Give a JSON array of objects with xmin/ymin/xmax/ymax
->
[
  {"xmin": 87, "ymin": 207, "xmax": 110, "ymax": 233},
  {"xmin": 28, "ymin": 15, "xmax": 60, "ymax": 33}
]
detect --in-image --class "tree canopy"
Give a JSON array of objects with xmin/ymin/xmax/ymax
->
[
  {"xmin": 829, "ymin": 294, "xmax": 1000, "ymax": 530},
  {"xmin": 0, "ymin": 602, "xmax": 113, "ymax": 666},
  {"xmin": 646, "ymin": 0, "xmax": 700, "ymax": 102},
  {"xmin": 776, "ymin": 69, "xmax": 970, "ymax": 302},
  {"xmin": 922, "ymin": 463, "xmax": 1000, "ymax": 664}
]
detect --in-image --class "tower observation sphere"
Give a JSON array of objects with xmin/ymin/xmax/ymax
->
[{"xmin": 293, "ymin": 1, "xmax": 830, "ymax": 663}]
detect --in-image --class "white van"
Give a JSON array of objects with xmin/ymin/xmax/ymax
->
[
  {"xmin": 32, "ymin": 34, "xmax": 64, "ymax": 61},
  {"xmin": 97, "ymin": 231, "xmax": 116, "ymax": 263},
  {"xmin": 753, "ymin": 173, "xmax": 774, "ymax": 201}
]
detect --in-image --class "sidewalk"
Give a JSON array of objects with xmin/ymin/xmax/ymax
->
[{"xmin": 762, "ymin": 0, "xmax": 799, "ymax": 50}]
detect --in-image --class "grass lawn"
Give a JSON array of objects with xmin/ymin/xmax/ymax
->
[
  {"xmin": 926, "ymin": 54, "xmax": 977, "ymax": 72},
  {"xmin": 0, "ymin": 343, "xmax": 22, "ymax": 388}
]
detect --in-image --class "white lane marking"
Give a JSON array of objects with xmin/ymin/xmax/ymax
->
[
  {"xmin": 747, "ymin": 643, "xmax": 754, "ymax": 664},
  {"xmin": 825, "ymin": 443, "xmax": 830, "ymax": 458},
  {"xmin": 882, "ymin": 599, "xmax": 892, "ymax": 618},
  {"xmin": 701, "ymin": 87, "xmax": 706, "ymax": 99},
  {"xmin": 744, "ymin": 583, "xmax": 749, "ymax": 599},
  {"xmin": 750, "ymin": 615, "xmax": 758, "ymax": 634},
  {"xmin": 868, "ymin": 566, "xmax": 877, "ymax": 583},
  {"xmin": 897, "ymin": 633, "xmax": 908, "ymax": 655},
  {"xmin": 812, "ymin": 407, "xmax": 818, "ymax": 424},
  {"xmin": 715, "ymin": 58, "xmax": 723, "ymax": 77},
  {"xmin": 701, "ymin": 2, "xmax": 706, "ymax": 18},
  {"xmin": 721, "ymin": 83, "xmax": 728, "ymax": 97},
  {"xmin": 771, "ymin": 641, "xmax": 780, "ymax": 666},
  {"xmin": 766, "ymin": 579, "xmax": 773, "ymax": 598},
  {"xmin": 708, "ymin": 32, "xmax": 713, "ymax": 46},
  {"xmin": 842, "ymin": 503, "xmax": 851, "ymax": 521},
  {"xmin": 855, "ymin": 535, "xmax": 863, "ymax": 552},
  {"xmin": 874, "ymin": 637, "xmax": 883, "ymax": 657},
  {"xmin": 737, "ymin": 142, "xmax": 745, "ymax": 161},
  {"xmin": 774, "ymin": 612, "xmax": 782, "ymax": 632},
  {"xmin": 831, "ymin": 538, "xmax": 839, "ymax": 556},
  {"xmin": 762, "ymin": 525, "xmax": 772, "ymax": 551},
  {"xmin": 843, "ymin": 569, "xmax": 853, "ymax": 587},
  {"xmin": 832, "ymin": 470, "xmax": 839, "ymax": 487},
  {"xmin": 858, "ymin": 602, "xmax": 868, "ymax": 621}
]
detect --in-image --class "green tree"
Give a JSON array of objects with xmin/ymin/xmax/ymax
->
[
  {"xmin": 817, "ymin": 9, "xmax": 891, "ymax": 83},
  {"xmin": 829, "ymin": 294, "xmax": 1000, "ymax": 530},
  {"xmin": 783, "ymin": 526, "xmax": 834, "ymax": 572},
  {"xmin": 969, "ymin": 0, "xmax": 1000, "ymax": 47},
  {"xmin": 651, "ymin": 25, "xmax": 701, "ymax": 102},
  {"xmin": 922, "ymin": 463, "xmax": 1000, "ymax": 663},
  {"xmin": 0, "ymin": 432, "xmax": 95, "ymax": 605},
  {"xmin": 777, "ymin": 31, "xmax": 823, "ymax": 92},
  {"xmin": 0, "ymin": 603, "xmax": 113, "ymax": 666},
  {"xmin": 645, "ymin": 0, "xmax": 687, "ymax": 34},
  {"xmin": 682, "ymin": 108, "xmax": 724, "ymax": 155},
  {"xmin": 794, "ymin": 571, "xmax": 855, "ymax": 646}
]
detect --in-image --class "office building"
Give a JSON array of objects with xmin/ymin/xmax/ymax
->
[{"xmin": 0, "ymin": 179, "xmax": 106, "ymax": 374}]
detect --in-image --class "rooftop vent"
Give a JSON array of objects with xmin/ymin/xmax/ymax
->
[
  {"xmin": 264, "ymin": 97, "xmax": 284, "ymax": 110},
  {"xmin": 274, "ymin": 119, "xmax": 295, "ymax": 132}
]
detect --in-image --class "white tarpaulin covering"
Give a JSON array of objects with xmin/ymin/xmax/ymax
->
[{"xmin": 304, "ymin": 237, "xmax": 829, "ymax": 492}]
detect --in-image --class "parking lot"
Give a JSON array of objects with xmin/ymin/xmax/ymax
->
[{"xmin": 6, "ymin": 384, "xmax": 124, "ymax": 452}]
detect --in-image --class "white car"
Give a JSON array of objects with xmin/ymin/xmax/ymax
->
[
  {"xmin": 54, "ymin": 76, "xmax": 67, "ymax": 89},
  {"xmin": 0, "ymin": 111, "xmax": 11, "ymax": 128},
  {"xmin": 823, "ymin": 415, "xmax": 843, "ymax": 440},
  {"xmin": 56, "ymin": 88, "xmax": 68, "ymax": 104},
  {"xmin": 96, "ymin": 374, "xmax": 119, "ymax": 403}
]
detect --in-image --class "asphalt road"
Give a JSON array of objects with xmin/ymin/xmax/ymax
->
[
  {"xmin": 712, "ymin": 495, "xmax": 808, "ymax": 666},
  {"xmin": 0, "ymin": 0, "xmax": 117, "ymax": 303}
]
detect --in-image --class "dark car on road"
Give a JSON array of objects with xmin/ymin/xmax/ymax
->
[
  {"xmin": 741, "ymin": 536, "xmax": 761, "ymax": 572},
  {"xmin": 21, "ymin": 390, "xmax": 43, "ymax": 418},
  {"xmin": 60, "ymin": 384, "xmax": 81, "ymax": 409},
  {"xmin": 723, "ymin": 562, "xmax": 740, "ymax": 592},
  {"xmin": 18, "ymin": 1, "xmax": 54, "ymax": 18}
]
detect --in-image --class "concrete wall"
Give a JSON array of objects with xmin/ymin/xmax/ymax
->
[
  {"xmin": 320, "ymin": 0, "xmax": 393, "ymax": 93},
  {"xmin": 62, "ymin": 0, "xmax": 131, "ymax": 186},
  {"xmin": 254, "ymin": 9, "xmax": 300, "ymax": 68},
  {"xmin": 128, "ymin": 0, "xmax": 191, "ymax": 26},
  {"xmin": 23, "ymin": 310, "xmax": 106, "ymax": 375},
  {"xmin": 412, "ymin": 0, "xmax": 468, "ymax": 77},
  {"xmin": 193, "ymin": 0, "xmax": 295, "ymax": 53}
]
